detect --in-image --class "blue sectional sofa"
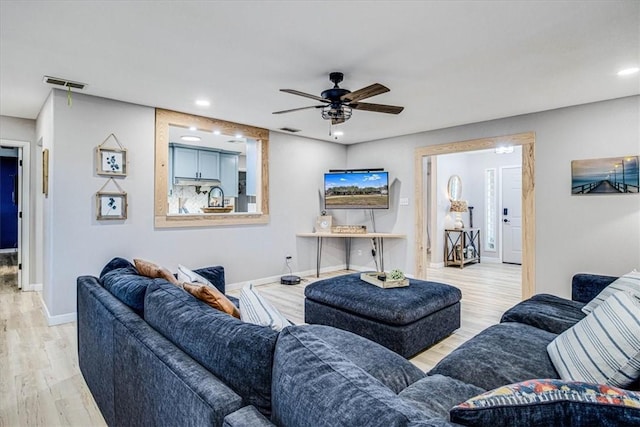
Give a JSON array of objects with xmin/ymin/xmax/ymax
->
[{"xmin": 77, "ymin": 259, "xmax": 640, "ymax": 426}]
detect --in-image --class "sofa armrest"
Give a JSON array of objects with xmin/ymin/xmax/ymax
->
[
  {"xmin": 194, "ymin": 266, "xmax": 226, "ymax": 293},
  {"xmin": 223, "ymin": 406, "xmax": 275, "ymax": 427},
  {"xmin": 571, "ymin": 273, "xmax": 618, "ymax": 303}
]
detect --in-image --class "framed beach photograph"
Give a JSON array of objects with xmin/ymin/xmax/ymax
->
[
  {"xmin": 96, "ymin": 192, "xmax": 127, "ymax": 220},
  {"xmin": 571, "ymin": 155, "xmax": 639, "ymax": 195},
  {"xmin": 96, "ymin": 147, "xmax": 127, "ymax": 176}
]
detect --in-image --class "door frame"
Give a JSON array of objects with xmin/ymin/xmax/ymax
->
[
  {"xmin": 0, "ymin": 139, "xmax": 30, "ymax": 290},
  {"xmin": 414, "ymin": 132, "xmax": 535, "ymax": 299}
]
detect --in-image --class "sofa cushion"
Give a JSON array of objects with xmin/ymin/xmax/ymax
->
[
  {"xmin": 429, "ymin": 323, "xmax": 559, "ymax": 391},
  {"xmin": 240, "ymin": 284, "xmax": 293, "ymax": 331},
  {"xmin": 399, "ymin": 374, "xmax": 485, "ymax": 419},
  {"xmin": 271, "ymin": 326, "xmax": 446, "ymax": 427},
  {"xmin": 449, "ymin": 379, "xmax": 640, "ymax": 427},
  {"xmin": 144, "ymin": 281, "xmax": 278, "ymax": 416},
  {"xmin": 134, "ymin": 258, "xmax": 181, "ymax": 286},
  {"xmin": 581, "ymin": 270, "xmax": 640, "ymax": 314},
  {"xmin": 193, "ymin": 265, "xmax": 226, "ymax": 294},
  {"xmin": 547, "ymin": 291, "xmax": 640, "ymax": 388},
  {"xmin": 500, "ymin": 294, "xmax": 586, "ymax": 334},
  {"xmin": 183, "ymin": 283, "xmax": 240, "ymax": 319},
  {"xmin": 303, "ymin": 324, "xmax": 426, "ymax": 393},
  {"xmin": 100, "ymin": 265, "xmax": 162, "ymax": 314},
  {"xmin": 99, "ymin": 257, "xmax": 135, "ymax": 278}
]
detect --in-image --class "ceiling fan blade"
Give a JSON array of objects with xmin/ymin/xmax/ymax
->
[
  {"xmin": 280, "ymin": 89, "xmax": 328, "ymax": 103},
  {"xmin": 350, "ymin": 102, "xmax": 404, "ymax": 114},
  {"xmin": 272, "ymin": 105, "xmax": 324, "ymax": 114},
  {"xmin": 341, "ymin": 83, "xmax": 389, "ymax": 102}
]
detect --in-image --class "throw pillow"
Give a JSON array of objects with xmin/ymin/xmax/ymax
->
[
  {"xmin": 182, "ymin": 283, "xmax": 240, "ymax": 319},
  {"xmin": 450, "ymin": 379, "xmax": 640, "ymax": 426},
  {"xmin": 239, "ymin": 283, "xmax": 293, "ymax": 331},
  {"xmin": 133, "ymin": 258, "xmax": 181, "ymax": 286},
  {"xmin": 582, "ymin": 269, "xmax": 640, "ymax": 314},
  {"xmin": 177, "ymin": 264, "xmax": 213, "ymax": 287},
  {"xmin": 547, "ymin": 290, "xmax": 640, "ymax": 388}
]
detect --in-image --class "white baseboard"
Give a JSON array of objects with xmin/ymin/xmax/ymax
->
[
  {"xmin": 39, "ymin": 294, "xmax": 77, "ymax": 326},
  {"xmin": 481, "ymin": 257, "xmax": 501, "ymax": 263},
  {"xmin": 22, "ymin": 282, "xmax": 43, "ymax": 292}
]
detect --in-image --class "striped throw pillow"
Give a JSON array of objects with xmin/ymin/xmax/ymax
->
[
  {"xmin": 582, "ymin": 270, "xmax": 640, "ymax": 315},
  {"xmin": 240, "ymin": 283, "xmax": 293, "ymax": 331},
  {"xmin": 547, "ymin": 291, "xmax": 640, "ymax": 388}
]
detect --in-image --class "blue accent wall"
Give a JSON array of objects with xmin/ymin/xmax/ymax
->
[{"xmin": 0, "ymin": 155, "xmax": 18, "ymax": 249}]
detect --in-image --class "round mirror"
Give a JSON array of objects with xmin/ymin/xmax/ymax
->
[{"xmin": 448, "ymin": 175, "xmax": 462, "ymax": 201}]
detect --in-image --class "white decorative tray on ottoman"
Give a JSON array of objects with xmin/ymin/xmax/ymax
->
[{"xmin": 360, "ymin": 272, "xmax": 409, "ymax": 289}]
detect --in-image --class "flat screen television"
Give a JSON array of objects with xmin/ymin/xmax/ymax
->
[{"xmin": 324, "ymin": 171, "xmax": 389, "ymax": 209}]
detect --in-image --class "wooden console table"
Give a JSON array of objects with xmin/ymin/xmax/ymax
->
[
  {"xmin": 296, "ymin": 232, "xmax": 406, "ymax": 277},
  {"xmin": 444, "ymin": 228, "xmax": 481, "ymax": 268}
]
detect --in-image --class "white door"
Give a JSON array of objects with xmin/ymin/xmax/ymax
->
[{"xmin": 502, "ymin": 166, "xmax": 522, "ymax": 264}]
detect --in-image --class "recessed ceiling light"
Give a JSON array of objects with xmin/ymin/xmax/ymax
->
[
  {"xmin": 189, "ymin": 126, "xmax": 197, "ymax": 131},
  {"xmin": 617, "ymin": 67, "xmax": 639, "ymax": 76},
  {"xmin": 235, "ymin": 133, "xmax": 242, "ymax": 138},
  {"xmin": 213, "ymin": 130, "xmax": 221, "ymax": 135},
  {"xmin": 181, "ymin": 135, "xmax": 201, "ymax": 142},
  {"xmin": 333, "ymin": 131, "xmax": 344, "ymax": 136},
  {"xmin": 195, "ymin": 99, "xmax": 210, "ymax": 107}
]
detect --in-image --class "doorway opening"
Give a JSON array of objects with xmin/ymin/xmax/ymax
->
[
  {"xmin": 0, "ymin": 139, "xmax": 30, "ymax": 291},
  {"xmin": 414, "ymin": 132, "xmax": 535, "ymax": 300}
]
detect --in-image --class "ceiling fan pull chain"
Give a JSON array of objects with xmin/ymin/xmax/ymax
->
[{"xmin": 67, "ymin": 86, "xmax": 72, "ymax": 107}]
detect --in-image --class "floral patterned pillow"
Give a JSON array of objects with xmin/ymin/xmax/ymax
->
[{"xmin": 450, "ymin": 379, "xmax": 640, "ymax": 426}]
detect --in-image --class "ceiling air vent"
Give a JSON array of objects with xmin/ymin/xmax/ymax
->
[
  {"xmin": 279, "ymin": 127, "xmax": 301, "ymax": 133},
  {"xmin": 43, "ymin": 75, "xmax": 87, "ymax": 90}
]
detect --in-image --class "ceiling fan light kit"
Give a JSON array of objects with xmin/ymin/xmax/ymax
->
[{"xmin": 274, "ymin": 72, "xmax": 404, "ymax": 126}]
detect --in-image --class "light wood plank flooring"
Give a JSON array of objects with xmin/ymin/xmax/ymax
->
[
  {"xmin": 1, "ymin": 262, "xmax": 520, "ymax": 426},
  {"xmin": 229, "ymin": 262, "xmax": 522, "ymax": 371}
]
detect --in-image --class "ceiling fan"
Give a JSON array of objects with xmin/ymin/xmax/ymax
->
[{"xmin": 273, "ymin": 72, "xmax": 404, "ymax": 125}]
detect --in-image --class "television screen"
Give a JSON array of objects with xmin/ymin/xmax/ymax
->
[{"xmin": 324, "ymin": 171, "xmax": 389, "ymax": 209}]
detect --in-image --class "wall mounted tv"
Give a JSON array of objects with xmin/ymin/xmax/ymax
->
[{"xmin": 324, "ymin": 170, "xmax": 389, "ymax": 209}]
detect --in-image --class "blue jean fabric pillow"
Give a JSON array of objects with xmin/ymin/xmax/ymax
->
[
  {"xmin": 450, "ymin": 379, "xmax": 640, "ymax": 427},
  {"xmin": 99, "ymin": 257, "xmax": 135, "ymax": 278},
  {"xmin": 100, "ymin": 265, "xmax": 160, "ymax": 314}
]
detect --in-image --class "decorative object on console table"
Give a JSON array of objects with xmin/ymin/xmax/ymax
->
[
  {"xmin": 450, "ymin": 200, "xmax": 468, "ymax": 229},
  {"xmin": 96, "ymin": 133, "xmax": 127, "ymax": 177},
  {"xmin": 331, "ymin": 225, "xmax": 367, "ymax": 234},
  {"xmin": 315, "ymin": 215, "xmax": 332, "ymax": 232},
  {"xmin": 96, "ymin": 178, "xmax": 127, "ymax": 220}
]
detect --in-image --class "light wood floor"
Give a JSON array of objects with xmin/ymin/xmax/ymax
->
[{"xmin": 1, "ymin": 262, "xmax": 520, "ymax": 426}]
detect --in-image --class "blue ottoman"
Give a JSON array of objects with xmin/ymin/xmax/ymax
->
[{"xmin": 304, "ymin": 273, "xmax": 462, "ymax": 358}]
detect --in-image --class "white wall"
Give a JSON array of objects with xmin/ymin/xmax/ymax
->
[
  {"xmin": 346, "ymin": 96, "xmax": 640, "ymax": 298},
  {"xmin": 37, "ymin": 90, "xmax": 346, "ymax": 321},
  {"xmin": 0, "ymin": 114, "xmax": 38, "ymax": 286}
]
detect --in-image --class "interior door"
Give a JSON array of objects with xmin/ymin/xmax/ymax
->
[{"xmin": 502, "ymin": 166, "xmax": 522, "ymax": 264}]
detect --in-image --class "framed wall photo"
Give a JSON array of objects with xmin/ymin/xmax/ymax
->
[
  {"xmin": 96, "ymin": 147, "xmax": 127, "ymax": 176},
  {"xmin": 96, "ymin": 192, "xmax": 127, "ymax": 220},
  {"xmin": 571, "ymin": 155, "xmax": 639, "ymax": 195}
]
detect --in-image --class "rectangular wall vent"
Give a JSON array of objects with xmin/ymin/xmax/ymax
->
[
  {"xmin": 279, "ymin": 127, "xmax": 301, "ymax": 133},
  {"xmin": 43, "ymin": 75, "xmax": 87, "ymax": 90}
]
